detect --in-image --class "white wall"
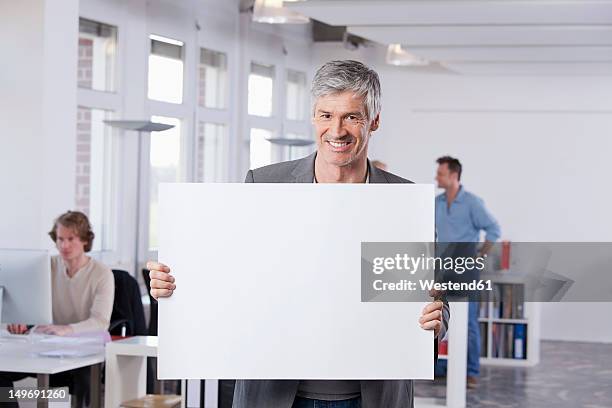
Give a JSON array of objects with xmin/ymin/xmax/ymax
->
[
  {"xmin": 314, "ymin": 43, "xmax": 612, "ymax": 343},
  {"xmin": 0, "ymin": 0, "xmax": 78, "ymax": 250}
]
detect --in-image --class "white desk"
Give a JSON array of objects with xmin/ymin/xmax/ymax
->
[
  {"xmin": 105, "ymin": 336, "xmax": 184, "ymax": 408},
  {"xmin": 105, "ymin": 336, "xmax": 189, "ymax": 408},
  {"xmin": 0, "ymin": 335, "xmax": 104, "ymax": 408}
]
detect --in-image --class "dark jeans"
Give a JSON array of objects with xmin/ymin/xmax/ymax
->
[
  {"xmin": 0, "ymin": 367, "xmax": 90, "ymax": 408},
  {"xmin": 292, "ymin": 396, "xmax": 362, "ymax": 408},
  {"xmin": 219, "ymin": 380, "xmax": 236, "ymax": 408}
]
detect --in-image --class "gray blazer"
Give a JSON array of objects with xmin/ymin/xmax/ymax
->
[{"xmin": 231, "ymin": 153, "xmax": 450, "ymax": 408}]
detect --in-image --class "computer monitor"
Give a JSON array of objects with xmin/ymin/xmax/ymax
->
[{"xmin": 0, "ymin": 249, "xmax": 53, "ymax": 325}]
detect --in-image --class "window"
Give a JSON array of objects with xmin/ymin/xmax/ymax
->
[
  {"xmin": 249, "ymin": 128, "xmax": 274, "ymax": 169},
  {"xmin": 286, "ymin": 70, "xmax": 307, "ymax": 120},
  {"xmin": 149, "ymin": 116, "xmax": 182, "ymax": 250},
  {"xmin": 248, "ymin": 62, "xmax": 275, "ymax": 117},
  {"xmin": 197, "ymin": 122, "xmax": 226, "ymax": 182},
  {"xmin": 148, "ymin": 35, "xmax": 184, "ymax": 104},
  {"xmin": 199, "ymin": 48, "xmax": 228, "ymax": 109},
  {"xmin": 78, "ymin": 18, "xmax": 117, "ymax": 92},
  {"xmin": 75, "ymin": 107, "xmax": 115, "ymax": 251}
]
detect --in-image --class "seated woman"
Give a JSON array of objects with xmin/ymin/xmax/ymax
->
[{"xmin": 1, "ymin": 210, "xmax": 114, "ymax": 406}]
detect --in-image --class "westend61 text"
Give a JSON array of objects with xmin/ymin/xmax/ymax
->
[{"xmin": 372, "ymin": 279, "xmax": 493, "ymax": 292}]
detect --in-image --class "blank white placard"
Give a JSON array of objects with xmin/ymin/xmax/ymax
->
[{"xmin": 158, "ymin": 183, "xmax": 435, "ymax": 380}]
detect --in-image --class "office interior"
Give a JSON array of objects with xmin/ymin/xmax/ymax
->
[{"xmin": 1, "ymin": 0, "xmax": 611, "ymax": 407}]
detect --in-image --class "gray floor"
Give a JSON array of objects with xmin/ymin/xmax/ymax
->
[{"xmin": 415, "ymin": 340, "xmax": 612, "ymax": 408}]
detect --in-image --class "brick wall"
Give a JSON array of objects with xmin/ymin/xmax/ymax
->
[
  {"xmin": 197, "ymin": 122, "xmax": 205, "ymax": 182},
  {"xmin": 75, "ymin": 107, "xmax": 91, "ymax": 214},
  {"xmin": 75, "ymin": 37, "xmax": 94, "ymax": 214},
  {"xmin": 198, "ymin": 65, "xmax": 206, "ymax": 107},
  {"xmin": 78, "ymin": 38, "xmax": 93, "ymax": 88}
]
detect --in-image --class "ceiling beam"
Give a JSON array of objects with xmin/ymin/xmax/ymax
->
[
  {"xmin": 405, "ymin": 46, "xmax": 612, "ymax": 62},
  {"xmin": 348, "ymin": 25, "xmax": 612, "ymax": 46},
  {"xmin": 441, "ymin": 61, "xmax": 612, "ymax": 75},
  {"xmin": 288, "ymin": 0, "xmax": 612, "ymax": 26}
]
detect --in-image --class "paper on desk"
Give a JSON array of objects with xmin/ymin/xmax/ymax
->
[
  {"xmin": 37, "ymin": 348, "xmax": 101, "ymax": 358},
  {"xmin": 38, "ymin": 335, "xmax": 100, "ymax": 345},
  {"xmin": 158, "ymin": 183, "xmax": 435, "ymax": 380}
]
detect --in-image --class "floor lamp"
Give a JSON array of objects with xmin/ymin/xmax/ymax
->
[
  {"xmin": 265, "ymin": 136, "xmax": 315, "ymax": 160},
  {"xmin": 104, "ymin": 120, "xmax": 174, "ymax": 277}
]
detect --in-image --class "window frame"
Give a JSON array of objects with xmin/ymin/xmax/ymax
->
[
  {"xmin": 76, "ymin": 16, "xmax": 123, "ymax": 266},
  {"xmin": 77, "ymin": 17, "xmax": 118, "ymax": 93}
]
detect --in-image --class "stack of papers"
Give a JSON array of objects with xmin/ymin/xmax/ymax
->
[
  {"xmin": 37, "ymin": 348, "xmax": 101, "ymax": 358},
  {"xmin": 38, "ymin": 336, "xmax": 101, "ymax": 346}
]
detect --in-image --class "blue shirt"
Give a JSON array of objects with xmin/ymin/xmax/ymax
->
[{"xmin": 435, "ymin": 186, "xmax": 501, "ymax": 243}]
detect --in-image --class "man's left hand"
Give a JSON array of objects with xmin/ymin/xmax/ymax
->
[
  {"xmin": 35, "ymin": 325, "xmax": 74, "ymax": 336},
  {"xmin": 419, "ymin": 301, "xmax": 444, "ymax": 338}
]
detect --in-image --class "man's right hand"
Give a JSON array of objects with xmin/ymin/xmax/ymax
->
[
  {"xmin": 146, "ymin": 261, "xmax": 176, "ymax": 300},
  {"xmin": 7, "ymin": 324, "xmax": 29, "ymax": 334}
]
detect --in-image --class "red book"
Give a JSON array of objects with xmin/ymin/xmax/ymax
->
[
  {"xmin": 439, "ymin": 340, "xmax": 448, "ymax": 355},
  {"xmin": 501, "ymin": 241, "xmax": 511, "ymax": 270}
]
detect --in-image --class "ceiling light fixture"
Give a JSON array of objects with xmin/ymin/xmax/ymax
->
[
  {"xmin": 386, "ymin": 44, "xmax": 430, "ymax": 67},
  {"xmin": 252, "ymin": 0, "xmax": 310, "ymax": 24}
]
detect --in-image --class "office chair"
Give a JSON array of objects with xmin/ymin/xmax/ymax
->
[
  {"xmin": 110, "ymin": 269, "xmax": 148, "ymax": 336},
  {"xmin": 142, "ymin": 268, "xmax": 158, "ymax": 336},
  {"xmin": 143, "ymin": 268, "xmax": 165, "ymax": 395}
]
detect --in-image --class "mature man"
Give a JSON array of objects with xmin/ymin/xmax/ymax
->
[
  {"xmin": 434, "ymin": 156, "xmax": 500, "ymax": 387},
  {"xmin": 148, "ymin": 60, "xmax": 449, "ymax": 408}
]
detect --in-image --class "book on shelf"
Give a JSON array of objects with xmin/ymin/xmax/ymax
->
[
  {"xmin": 479, "ymin": 299, "xmax": 488, "ymax": 318},
  {"xmin": 501, "ymin": 240, "xmax": 511, "ymax": 270},
  {"xmin": 513, "ymin": 324, "xmax": 527, "ymax": 359},
  {"xmin": 491, "ymin": 323, "xmax": 527, "ymax": 359},
  {"xmin": 438, "ymin": 339, "xmax": 448, "ymax": 356},
  {"xmin": 503, "ymin": 284, "xmax": 512, "ymax": 318},
  {"xmin": 479, "ymin": 322, "xmax": 488, "ymax": 357},
  {"xmin": 493, "ymin": 283, "xmax": 525, "ymax": 319}
]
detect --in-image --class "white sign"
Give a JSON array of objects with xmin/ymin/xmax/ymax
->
[{"xmin": 158, "ymin": 183, "xmax": 435, "ymax": 379}]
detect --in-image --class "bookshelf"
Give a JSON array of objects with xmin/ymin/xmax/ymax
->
[
  {"xmin": 436, "ymin": 274, "xmax": 541, "ymax": 369},
  {"xmin": 478, "ymin": 273, "xmax": 541, "ymax": 367}
]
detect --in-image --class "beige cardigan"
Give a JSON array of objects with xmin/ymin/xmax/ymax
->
[{"xmin": 50, "ymin": 255, "xmax": 114, "ymax": 333}]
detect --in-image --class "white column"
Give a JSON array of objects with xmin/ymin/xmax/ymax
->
[
  {"xmin": 0, "ymin": 0, "xmax": 79, "ymax": 249},
  {"xmin": 118, "ymin": 0, "xmax": 149, "ymax": 275},
  {"xmin": 446, "ymin": 301, "xmax": 468, "ymax": 408}
]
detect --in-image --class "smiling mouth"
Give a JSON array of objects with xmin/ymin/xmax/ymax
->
[
  {"xmin": 330, "ymin": 141, "xmax": 348, "ymax": 147},
  {"xmin": 327, "ymin": 140, "xmax": 352, "ymax": 149}
]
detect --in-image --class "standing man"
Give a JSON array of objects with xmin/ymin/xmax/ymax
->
[
  {"xmin": 148, "ymin": 60, "xmax": 450, "ymax": 408},
  {"xmin": 434, "ymin": 156, "xmax": 500, "ymax": 388}
]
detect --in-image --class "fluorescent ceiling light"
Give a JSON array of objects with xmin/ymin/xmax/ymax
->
[
  {"xmin": 386, "ymin": 44, "xmax": 429, "ymax": 67},
  {"xmin": 253, "ymin": 0, "xmax": 310, "ymax": 24}
]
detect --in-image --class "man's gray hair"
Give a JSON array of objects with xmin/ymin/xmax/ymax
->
[{"xmin": 311, "ymin": 60, "xmax": 381, "ymax": 120}]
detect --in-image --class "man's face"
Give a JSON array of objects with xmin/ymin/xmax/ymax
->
[
  {"xmin": 312, "ymin": 91, "xmax": 379, "ymax": 167},
  {"xmin": 55, "ymin": 224, "xmax": 86, "ymax": 261},
  {"xmin": 435, "ymin": 163, "xmax": 457, "ymax": 189}
]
